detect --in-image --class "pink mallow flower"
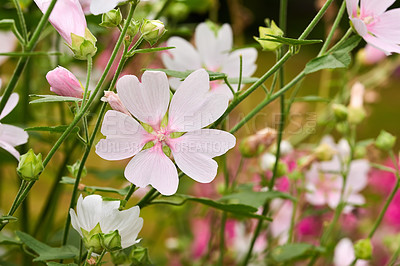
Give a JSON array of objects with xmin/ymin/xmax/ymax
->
[
  {"xmin": 346, "ymin": 0, "xmax": 400, "ymax": 54},
  {"xmin": 362, "ymin": 44, "xmax": 387, "ymax": 64},
  {"xmin": 46, "ymin": 66, "xmax": 84, "ymax": 98},
  {"xmin": 101, "ymin": 91, "xmax": 130, "ymax": 116},
  {"xmin": 161, "ymin": 22, "xmax": 257, "ymax": 99},
  {"xmin": 334, "ymin": 238, "xmax": 368, "ymax": 266},
  {"xmin": 305, "ymin": 136, "xmax": 370, "ymax": 213},
  {"xmin": 95, "ymin": 69, "xmax": 236, "ymax": 195},
  {"xmin": 0, "ymin": 80, "xmax": 29, "ymax": 160},
  {"xmin": 34, "ymin": 0, "xmax": 87, "ymax": 45}
]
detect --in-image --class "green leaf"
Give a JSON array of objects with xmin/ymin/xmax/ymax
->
[
  {"xmin": 25, "ymin": 125, "xmax": 79, "ymax": 133},
  {"xmin": 0, "ymin": 52, "xmax": 63, "ymax": 57},
  {"xmin": 332, "ymin": 35, "xmax": 362, "ymax": 53},
  {"xmin": 30, "ymin": 95, "xmax": 82, "ymax": 104},
  {"xmin": 128, "ymin": 46, "xmax": 175, "ymax": 55},
  {"xmin": 142, "ymin": 68, "xmax": 227, "ymax": 81},
  {"xmin": 153, "ymin": 195, "xmax": 272, "ymax": 220},
  {"xmin": 0, "ymin": 215, "xmax": 17, "ymax": 223},
  {"xmin": 0, "ymin": 234, "xmax": 22, "ymax": 245},
  {"xmin": 270, "ymin": 243, "xmax": 324, "ymax": 263},
  {"xmin": 16, "ymin": 231, "xmax": 78, "ymax": 262},
  {"xmin": 293, "ymin": 96, "xmax": 331, "ymax": 102},
  {"xmin": 220, "ymin": 190, "xmax": 295, "ymax": 209},
  {"xmin": 258, "ymin": 34, "xmax": 323, "ymax": 46},
  {"xmin": 60, "ymin": 177, "xmax": 130, "ymax": 195},
  {"xmin": 304, "ymin": 51, "xmax": 351, "ymax": 74},
  {"xmin": 227, "ymin": 77, "xmax": 258, "ymax": 84}
]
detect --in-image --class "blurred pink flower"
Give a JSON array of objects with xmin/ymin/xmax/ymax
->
[
  {"xmin": 270, "ymin": 200, "xmax": 293, "ymax": 244},
  {"xmin": 46, "ymin": 66, "xmax": 84, "ymax": 98},
  {"xmin": 0, "ymin": 31, "xmax": 18, "ymax": 65},
  {"xmin": 0, "ymin": 80, "xmax": 29, "ymax": 160},
  {"xmin": 296, "ymin": 216, "xmax": 322, "ymax": 237},
  {"xmin": 305, "ymin": 136, "xmax": 370, "ymax": 213},
  {"xmin": 346, "ymin": 0, "xmax": 400, "ymax": 54},
  {"xmin": 34, "ymin": 0, "xmax": 87, "ymax": 45},
  {"xmin": 369, "ymin": 158, "xmax": 396, "ymax": 195},
  {"xmin": 363, "ymin": 44, "xmax": 387, "ymax": 64},
  {"xmin": 95, "ymin": 69, "xmax": 236, "ymax": 195},
  {"xmin": 334, "ymin": 238, "xmax": 369, "ymax": 266},
  {"xmin": 191, "ymin": 218, "xmax": 211, "ymax": 258},
  {"xmin": 385, "ymin": 192, "xmax": 400, "ymax": 229},
  {"xmin": 161, "ymin": 22, "xmax": 257, "ymax": 99}
]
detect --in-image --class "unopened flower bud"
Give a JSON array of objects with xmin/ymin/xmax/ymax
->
[
  {"xmin": 354, "ymin": 145, "xmax": 367, "ymax": 159},
  {"xmin": 354, "ymin": 238, "xmax": 372, "ymax": 260},
  {"xmin": 254, "ymin": 20, "xmax": 284, "ymax": 51},
  {"xmin": 100, "ymin": 9, "xmax": 122, "ymax": 28},
  {"xmin": 167, "ymin": 3, "xmax": 190, "ymax": 20},
  {"xmin": 140, "ymin": 19, "xmax": 166, "ymax": 46},
  {"xmin": 111, "ymin": 250, "xmax": 128, "ymax": 264},
  {"xmin": 314, "ymin": 143, "xmax": 335, "ymax": 161},
  {"xmin": 102, "ymin": 91, "xmax": 130, "ymax": 116},
  {"xmin": 125, "ymin": 19, "xmax": 140, "ymax": 38},
  {"xmin": 102, "ymin": 229, "xmax": 122, "ymax": 251},
  {"xmin": 70, "ymin": 28, "xmax": 97, "ymax": 60},
  {"xmin": 67, "ymin": 160, "xmax": 87, "ymax": 178},
  {"xmin": 332, "ymin": 103, "xmax": 348, "ymax": 122},
  {"xmin": 348, "ymin": 107, "xmax": 366, "ymax": 124},
  {"xmin": 357, "ymin": 44, "xmax": 386, "ymax": 65},
  {"xmin": 46, "ymin": 66, "xmax": 84, "ymax": 98},
  {"xmin": 375, "ymin": 130, "xmax": 396, "ymax": 151},
  {"xmin": 81, "ymin": 223, "xmax": 103, "ymax": 254},
  {"xmin": 276, "ymin": 161, "xmax": 288, "ymax": 177},
  {"xmin": 260, "ymin": 153, "xmax": 276, "ymax": 171},
  {"xmin": 239, "ymin": 128, "xmax": 277, "ymax": 158},
  {"xmin": 17, "ymin": 149, "xmax": 44, "ymax": 181},
  {"xmin": 130, "ymin": 246, "xmax": 151, "ymax": 265},
  {"xmin": 270, "ymin": 140, "xmax": 293, "ymax": 156}
]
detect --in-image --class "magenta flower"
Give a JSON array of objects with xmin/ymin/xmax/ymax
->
[
  {"xmin": 95, "ymin": 69, "xmax": 236, "ymax": 195},
  {"xmin": 0, "ymin": 80, "xmax": 29, "ymax": 160},
  {"xmin": 34, "ymin": 0, "xmax": 87, "ymax": 45},
  {"xmin": 346, "ymin": 0, "xmax": 400, "ymax": 54},
  {"xmin": 46, "ymin": 66, "xmax": 84, "ymax": 98}
]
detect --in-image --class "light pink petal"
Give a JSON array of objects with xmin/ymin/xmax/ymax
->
[
  {"xmin": 95, "ymin": 110, "xmax": 152, "ymax": 161},
  {"xmin": 34, "ymin": 0, "xmax": 87, "ymax": 44},
  {"xmin": 334, "ymin": 238, "xmax": 356, "ymax": 266},
  {"xmin": 161, "ymin": 37, "xmax": 202, "ymax": 71},
  {"xmin": 360, "ymin": 0, "xmax": 395, "ymax": 16},
  {"xmin": 168, "ymin": 69, "xmax": 229, "ymax": 132},
  {"xmin": 195, "ymin": 23, "xmax": 232, "ymax": 70},
  {"xmin": 168, "ymin": 77, "xmax": 182, "ymax": 91},
  {"xmin": 90, "ymin": 0, "xmax": 126, "ymax": 15},
  {"xmin": 370, "ymin": 8, "xmax": 400, "ymax": 44},
  {"xmin": 327, "ymin": 190, "xmax": 341, "ymax": 209},
  {"xmin": 221, "ymin": 48, "xmax": 258, "ymax": 78},
  {"xmin": 346, "ymin": 0, "xmax": 359, "ymax": 17},
  {"xmin": 346, "ymin": 159, "xmax": 369, "ymax": 192},
  {"xmin": 351, "ymin": 18, "xmax": 367, "ymax": 37},
  {"xmin": 364, "ymin": 33, "xmax": 400, "ymax": 54},
  {"xmin": 124, "ymin": 144, "xmax": 179, "ymax": 196},
  {"xmin": 305, "ymin": 183, "xmax": 327, "ymax": 206},
  {"xmin": 0, "ymin": 124, "xmax": 29, "ymax": 146},
  {"xmin": 0, "ymin": 31, "xmax": 18, "ymax": 65},
  {"xmin": 117, "ymin": 72, "xmax": 170, "ymax": 129},
  {"xmin": 0, "ymin": 93, "xmax": 19, "ymax": 120},
  {"xmin": 0, "ymin": 140, "xmax": 20, "ymax": 159},
  {"xmin": 211, "ymin": 83, "xmax": 235, "ymax": 100}
]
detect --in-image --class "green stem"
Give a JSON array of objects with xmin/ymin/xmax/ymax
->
[
  {"xmin": 329, "ymin": 27, "xmax": 353, "ymax": 52},
  {"xmin": 95, "ymin": 249, "xmax": 107, "ymax": 266},
  {"xmin": 389, "ymin": 242, "xmax": 400, "ymax": 266},
  {"xmin": 81, "ymin": 56, "xmax": 93, "ymax": 110},
  {"xmin": 120, "ymin": 184, "xmax": 137, "ymax": 209},
  {"xmin": 11, "ymin": 0, "xmax": 28, "ymax": 42},
  {"xmin": 218, "ymin": 213, "xmax": 227, "ymax": 266},
  {"xmin": 83, "ymin": 247, "xmax": 93, "ymax": 266}
]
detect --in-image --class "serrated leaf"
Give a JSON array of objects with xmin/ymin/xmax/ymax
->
[
  {"xmin": 270, "ymin": 243, "xmax": 324, "ymax": 263},
  {"xmin": 304, "ymin": 52, "xmax": 351, "ymax": 74},
  {"xmin": 220, "ymin": 190, "xmax": 295, "ymax": 209},
  {"xmin": 16, "ymin": 231, "xmax": 78, "ymax": 262},
  {"xmin": 25, "ymin": 125, "xmax": 79, "ymax": 133},
  {"xmin": 30, "ymin": 95, "xmax": 82, "ymax": 104},
  {"xmin": 143, "ymin": 68, "xmax": 227, "ymax": 81},
  {"xmin": 258, "ymin": 34, "xmax": 323, "ymax": 46}
]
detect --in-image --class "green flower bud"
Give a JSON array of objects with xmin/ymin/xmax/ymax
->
[
  {"xmin": 17, "ymin": 149, "xmax": 44, "ymax": 181},
  {"xmin": 100, "ymin": 9, "xmax": 122, "ymax": 28},
  {"xmin": 254, "ymin": 20, "xmax": 284, "ymax": 51},
  {"xmin": 125, "ymin": 19, "xmax": 140, "ymax": 38},
  {"xmin": 314, "ymin": 143, "xmax": 335, "ymax": 161},
  {"xmin": 354, "ymin": 145, "xmax": 367, "ymax": 159},
  {"xmin": 111, "ymin": 250, "xmax": 128, "ymax": 265},
  {"xmin": 130, "ymin": 246, "xmax": 151, "ymax": 265},
  {"xmin": 332, "ymin": 103, "xmax": 348, "ymax": 122},
  {"xmin": 140, "ymin": 19, "xmax": 166, "ymax": 46},
  {"xmin": 276, "ymin": 161, "xmax": 288, "ymax": 177},
  {"xmin": 354, "ymin": 238, "xmax": 373, "ymax": 260},
  {"xmin": 101, "ymin": 229, "xmax": 122, "ymax": 252},
  {"xmin": 70, "ymin": 28, "xmax": 97, "ymax": 60},
  {"xmin": 81, "ymin": 223, "xmax": 103, "ymax": 254},
  {"xmin": 375, "ymin": 130, "xmax": 396, "ymax": 151},
  {"xmin": 67, "ymin": 160, "xmax": 87, "ymax": 178},
  {"xmin": 239, "ymin": 137, "xmax": 265, "ymax": 158},
  {"xmin": 347, "ymin": 106, "xmax": 366, "ymax": 124},
  {"xmin": 167, "ymin": 3, "xmax": 189, "ymax": 21}
]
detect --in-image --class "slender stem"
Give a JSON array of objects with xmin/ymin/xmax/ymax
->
[
  {"xmin": 120, "ymin": 184, "xmax": 137, "ymax": 209},
  {"xmin": 83, "ymin": 248, "xmax": 93, "ymax": 266},
  {"xmin": 218, "ymin": 213, "xmax": 227, "ymax": 266},
  {"xmin": 95, "ymin": 249, "xmax": 107, "ymax": 266},
  {"xmin": 319, "ymin": 0, "xmax": 346, "ymax": 56},
  {"xmin": 11, "ymin": 0, "xmax": 28, "ymax": 42},
  {"xmin": 389, "ymin": 242, "xmax": 400, "ymax": 266},
  {"xmin": 81, "ymin": 56, "xmax": 93, "ymax": 110},
  {"xmin": 224, "ymin": 77, "xmax": 236, "ymax": 96},
  {"xmin": 237, "ymin": 55, "xmax": 243, "ymax": 92},
  {"xmin": 329, "ymin": 27, "xmax": 353, "ymax": 52},
  {"xmin": 137, "ymin": 188, "xmax": 158, "ymax": 208}
]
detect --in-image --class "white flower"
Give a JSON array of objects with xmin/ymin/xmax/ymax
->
[
  {"xmin": 162, "ymin": 22, "xmax": 258, "ymax": 99},
  {"xmin": 260, "ymin": 153, "xmax": 276, "ymax": 171},
  {"xmin": 82, "ymin": 0, "xmax": 126, "ymax": 15},
  {"xmin": 305, "ymin": 136, "xmax": 370, "ymax": 213},
  {"xmin": 70, "ymin": 194, "xmax": 143, "ymax": 249},
  {"xmin": 334, "ymin": 238, "xmax": 369, "ymax": 266},
  {"xmin": 0, "ymin": 80, "xmax": 29, "ymax": 160}
]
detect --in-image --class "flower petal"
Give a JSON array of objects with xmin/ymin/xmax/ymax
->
[
  {"xmin": 70, "ymin": 208, "xmax": 82, "ymax": 237},
  {"xmin": 346, "ymin": 0, "xmax": 359, "ymax": 17},
  {"xmin": 0, "ymin": 93, "xmax": 19, "ymax": 120},
  {"xmin": 161, "ymin": 37, "xmax": 202, "ymax": 71},
  {"xmin": 117, "ymin": 72, "xmax": 170, "ymax": 129},
  {"xmin": 370, "ymin": 8, "xmax": 400, "ymax": 44},
  {"xmin": 90, "ymin": 0, "xmax": 126, "ymax": 15},
  {"xmin": 0, "ymin": 140, "xmax": 20, "ymax": 159},
  {"xmin": 360, "ymin": 0, "xmax": 395, "ymax": 16},
  {"xmin": 169, "ymin": 129, "xmax": 235, "ymax": 183},
  {"xmin": 0, "ymin": 124, "xmax": 29, "ymax": 147},
  {"xmin": 346, "ymin": 159, "xmax": 369, "ymax": 192},
  {"xmin": 95, "ymin": 110, "xmax": 152, "ymax": 161},
  {"xmin": 351, "ymin": 18, "xmax": 367, "ymax": 37},
  {"xmin": 168, "ymin": 69, "xmax": 229, "ymax": 132},
  {"xmin": 76, "ymin": 194, "xmax": 103, "ymax": 231},
  {"xmin": 124, "ymin": 144, "xmax": 179, "ymax": 196},
  {"xmin": 195, "ymin": 23, "xmax": 232, "ymax": 70},
  {"xmin": 364, "ymin": 33, "xmax": 400, "ymax": 54},
  {"xmin": 221, "ymin": 47, "xmax": 258, "ymax": 78}
]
